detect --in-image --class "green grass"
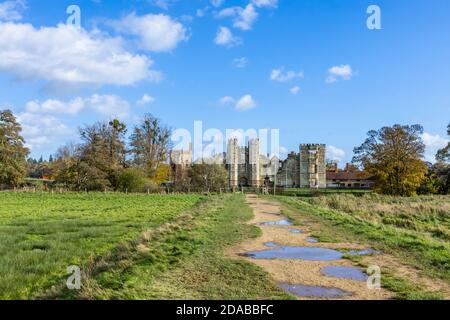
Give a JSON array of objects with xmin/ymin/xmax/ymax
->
[
  {"xmin": 0, "ymin": 192, "xmax": 202, "ymax": 299},
  {"xmin": 271, "ymin": 194, "xmax": 450, "ymax": 299},
  {"xmin": 57, "ymin": 194, "xmax": 290, "ymax": 300}
]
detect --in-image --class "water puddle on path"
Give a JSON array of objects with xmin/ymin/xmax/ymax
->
[
  {"xmin": 260, "ymin": 219, "xmax": 293, "ymax": 226},
  {"xmin": 321, "ymin": 266, "xmax": 368, "ymax": 281},
  {"xmin": 306, "ymin": 237, "xmax": 319, "ymax": 243},
  {"xmin": 244, "ymin": 246, "xmax": 343, "ymax": 261},
  {"xmin": 279, "ymin": 284, "xmax": 351, "ymax": 298},
  {"xmin": 348, "ymin": 249, "xmax": 380, "ymax": 256},
  {"xmin": 288, "ymin": 228, "xmax": 304, "ymax": 234}
]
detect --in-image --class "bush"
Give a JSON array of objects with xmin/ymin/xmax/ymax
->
[{"xmin": 114, "ymin": 168, "xmax": 146, "ymax": 193}]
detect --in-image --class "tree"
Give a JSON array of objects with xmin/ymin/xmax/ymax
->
[
  {"xmin": 189, "ymin": 164, "xmax": 228, "ymax": 192},
  {"xmin": 77, "ymin": 119, "xmax": 127, "ymax": 190},
  {"xmin": 0, "ymin": 110, "xmax": 29, "ymax": 187},
  {"xmin": 353, "ymin": 124, "xmax": 427, "ymax": 196},
  {"xmin": 130, "ymin": 114, "xmax": 172, "ymax": 178},
  {"xmin": 113, "ymin": 168, "xmax": 146, "ymax": 193},
  {"xmin": 436, "ymin": 124, "xmax": 449, "ymax": 163}
]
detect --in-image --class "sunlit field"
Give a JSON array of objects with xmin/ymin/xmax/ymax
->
[{"xmin": 0, "ymin": 192, "xmax": 202, "ymax": 299}]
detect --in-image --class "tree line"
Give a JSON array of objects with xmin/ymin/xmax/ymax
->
[{"xmin": 1, "ymin": 108, "xmax": 449, "ymax": 196}]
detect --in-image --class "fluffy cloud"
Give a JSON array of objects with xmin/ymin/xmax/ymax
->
[
  {"xmin": 326, "ymin": 145, "xmax": 346, "ymax": 163},
  {"xmin": 0, "ymin": 22, "xmax": 158, "ymax": 89},
  {"xmin": 251, "ymin": 0, "xmax": 278, "ymax": 8},
  {"xmin": 219, "ymin": 94, "xmax": 257, "ymax": 110},
  {"xmin": 211, "ymin": 0, "xmax": 225, "ymax": 7},
  {"xmin": 290, "ymin": 86, "xmax": 301, "ymax": 94},
  {"xmin": 111, "ymin": 13, "xmax": 188, "ymax": 52},
  {"xmin": 0, "ymin": 0, "xmax": 25, "ymax": 21},
  {"xmin": 422, "ymin": 132, "xmax": 449, "ymax": 163},
  {"xmin": 233, "ymin": 57, "xmax": 248, "ymax": 68},
  {"xmin": 17, "ymin": 112, "xmax": 74, "ymax": 149},
  {"xmin": 25, "ymin": 98, "xmax": 84, "ymax": 115},
  {"xmin": 24, "ymin": 94, "xmax": 131, "ymax": 119},
  {"xmin": 219, "ymin": 96, "xmax": 235, "ymax": 105},
  {"xmin": 270, "ymin": 67, "xmax": 304, "ymax": 82},
  {"xmin": 218, "ymin": 4, "xmax": 258, "ymax": 31},
  {"xmin": 214, "ymin": 26, "xmax": 241, "ymax": 47},
  {"xmin": 326, "ymin": 64, "xmax": 353, "ymax": 83},
  {"xmin": 137, "ymin": 94, "xmax": 155, "ymax": 106},
  {"xmin": 235, "ymin": 94, "xmax": 257, "ymax": 110}
]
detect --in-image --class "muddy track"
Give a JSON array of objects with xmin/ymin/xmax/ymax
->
[{"xmin": 230, "ymin": 195, "xmax": 393, "ymax": 300}]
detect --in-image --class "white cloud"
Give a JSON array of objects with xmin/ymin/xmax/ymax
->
[
  {"xmin": 326, "ymin": 64, "xmax": 353, "ymax": 83},
  {"xmin": 235, "ymin": 94, "xmax": 257, "ymax": 110},
  {"xmin": 0, "ymin": 0, "xmax": 26, "ymax": 21},
  {"xmin": 211, "ymin": 0, "xmax": 224, "ymax": 7},
  {"xmin": 25, "ymin": 98, "xmax": 84, "ymax": 115},
  {"xmin": 251, "ymin": 0, "xmax": 278, "ymax": 8},
  {"xmin": 17, "ymin": 112, "xmax": 74, "ymax": 149},
  {"xmin": 290, "ymin": 86, "xmax": 301, "ymax": 95},
  {"xmin": 137, "ymin": 94, "xmax": 155, "ymax": 106},
  {"xmin": 219, "ymin": 96, "xmax": 235, "ymax": 105},
  {"xmin": 214, "ymin": 26, "xmax": 241, "ymax": 47},
  {"xmin": 86, "ymin": 94, "xmax": 130, "ymax": 119},
  {"xmin": 0, "ymin": 22, "xmax": 158, "ymax": 89},
  {"xmin": 422, "ymin": 132, "xmax": 449, "ymax": 163},
  {"xmin": 270, "ymin": 67, "xmax": 304, "ymax": 82},
  {"xmin": 233, "ymin": 57, "xmax": 248, "ymax": 68},
  {"xmin": 327, "ymin": 145, "xmax": 346, "ymax": 163},
  {"xmin": 218, "ymin": 4, "xmax": 258, "ymax": 31},
  {"xmin": 24, "ymin": 94, "xmax": 131, "ymax": 119},
  {"xmin": 112, "ymin": 13, "xmax": 188, "ymax": 52}
]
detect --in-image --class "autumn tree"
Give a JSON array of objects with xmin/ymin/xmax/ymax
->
[
  {"xmin": 130, "ymin": 114, "xmax": 172, "ymax": 178},
  {"xmin": 0, "ymin": 110, "xmax": 29, "ymax": 187},
  {"xmin": 352, "ymin": 124, "xmax": 427, "ymax": 196}
]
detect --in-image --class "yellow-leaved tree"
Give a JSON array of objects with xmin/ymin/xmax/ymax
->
[{"xmin": 352, "ymin": 124, "xmax": 428, "ymax": 196}]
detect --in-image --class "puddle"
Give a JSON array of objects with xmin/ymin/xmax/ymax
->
[
  {"xmin": 244, "ymin": 246, "xmax": 343, "ymax": 261},
  {"xmin": 260, "ymin": 219, "xmax": 293, "ymax": 226},
  {"xmin": 321, "ymin": 266, "xmax": 368, "ymax": 281},
  {"xmin": 306, "ymin": 237, "xmax": 319, "ymax": 243},
  {"xmin": 288, "ymin": 229, "xmax": 304, "ymax": 234},
  {"xmin": 264, "ymin": 242, "xmax": 279, "ymax": 248},
  {"xmin": 348, "ymin": 249, "xmax": 380, "ymax": 256},
  {"xmin": 279, "ymin": 284, "xmax": 351, "ymax": 298}
]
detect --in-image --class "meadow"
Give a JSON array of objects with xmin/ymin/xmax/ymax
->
[
  {"xmin": 0, "ymin": 192, "xmax": 202, "ymax": 299},
  {"xmin": 272, "ymin": 192, "xmax": 450, "ymax": 283}
]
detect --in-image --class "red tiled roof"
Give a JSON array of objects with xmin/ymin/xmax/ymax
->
[{"xmin": 326, "ymin": 171, "xmax": 375, "ymax": 181}]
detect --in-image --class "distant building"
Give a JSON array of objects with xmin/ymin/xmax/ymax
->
[{"xmin": 326, "ymin": 163, "xmax": 375, "ymax": 189}]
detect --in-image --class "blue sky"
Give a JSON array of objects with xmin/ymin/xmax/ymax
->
[{"xmin": 0, "ymin": 0, "xmax": 449, "ymax": 164}]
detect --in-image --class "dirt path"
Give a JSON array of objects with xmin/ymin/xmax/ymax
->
[{"xmin": 229, "ymin": 195, "xmax": 393, "ymax": 300}]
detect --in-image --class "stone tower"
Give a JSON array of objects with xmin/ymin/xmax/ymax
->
[
  {"xmin": 299, "ymin": 144, "xmax": 326, "ymax": 188},
  {"xmin": 227, "ymin": 138, "xmax": 239, "ymax": 189},
  {"xmin": 249, "ymin": 139, "xmax": 261, "ymax": 187}
]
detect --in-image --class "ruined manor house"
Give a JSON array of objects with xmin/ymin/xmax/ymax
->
[{"xmin": 171, "ymin": 139, "xmax": 327, "ymax": 189}]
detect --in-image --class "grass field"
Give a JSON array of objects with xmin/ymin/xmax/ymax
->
[
  {"xmin": 0, "ymin": 192, "xmax": 287, "ymax": 300},
  {"xmin": 269, "ymin": 192, "xmax": 450, "ymax": 296},
  {"xmin": 0, "ymin": 192, "xmax": 202, "ymax": 299}
]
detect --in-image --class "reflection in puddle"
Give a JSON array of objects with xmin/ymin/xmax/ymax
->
[
  {"xmin": 348, "ymin": 249, "xmax": 380, "ymax": 256},
  {"xmin": 264, "ymin": 242, "xmax": 279, "ymax": 248},
  {"xmin": 260, "ymin": 219, "xmax": 293, "ymax": 226},
  {"xmin": 306, "ymin": 237, "xmax": 319, "ymax": 243},
  {"xmin": 288, "ymin": 229, "xmax": 304, "ymax": 234},
  {"xmin": 244, "ymin": 246, "xmax": 343, "ymax": 261},
  {"xmin": 279, "ymin": 284, "xmax": 351, "ymax": 298},
  {"xmin": 321, "ymin": 266, "xmax": 368, "ymax": 281}
]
